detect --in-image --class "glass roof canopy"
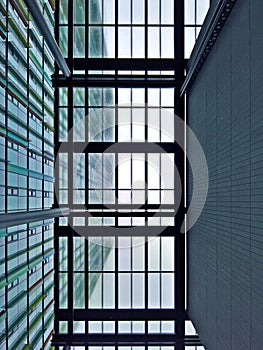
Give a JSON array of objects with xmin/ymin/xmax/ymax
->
[{"xmin": 52, "ymin": 1, "xmax": 209, "ymax": 349}]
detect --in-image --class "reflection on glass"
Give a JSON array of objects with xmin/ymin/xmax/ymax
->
[
  {"xmin": 74, "ymin": 0, "xmax": 85, "ymax": 24},
  {"xmin": 74, "ymin": 273, "xmax": 85, "ymax": 308},
  {"xmin": 59, "ymin": 27, "xmax": 68, "ymax": 57},
  {"xmin": 89, "ymin": 27, "xmax": 102, "ymax": 58},
  {"xmin": 89, "ymin": 0, "xmax": 103, "ymax": 24},
  {"xmin": 74, "ymin": 26, "xmax": 85, "ymax": 58}
]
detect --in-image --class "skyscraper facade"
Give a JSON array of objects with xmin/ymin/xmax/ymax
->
[{"xmin": 0, "ymin": 0, "xmax": 56, "ymax": 348}]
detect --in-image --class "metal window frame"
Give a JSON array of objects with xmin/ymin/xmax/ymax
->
[{"xmin": 52, "ymin": 0, "xmax": 202, "ymax": 349}]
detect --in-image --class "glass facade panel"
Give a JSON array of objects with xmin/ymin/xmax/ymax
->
[{"xmin": 53, "ymin": 0, "xmax": 209, "ymax": 348}]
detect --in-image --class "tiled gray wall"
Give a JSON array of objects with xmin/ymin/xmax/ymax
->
[{"xmin": 187, "ymin": 1, "xmax": 263, "ymax": 349}]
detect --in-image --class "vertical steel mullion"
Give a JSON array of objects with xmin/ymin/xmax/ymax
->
[
  {"xmin": 145, "ymin": 153, "xmax": 148, "ymax": 227},
  {"xmin": 145, "ymin": 237, "xmax": 149, "ymax": 325},
  {"xmin": 85, "ymin": 231, "xmax": 89, "ymax": 334},
  {"xmin": 159, "ymin": 150, "xmax": 161, "ymax": 210},
  {"xmin": 115, "ymin": 88, "xmax": 118, "ymax": 227},
  {"xmin": 145, "ymin": 88, "xmax": 148, "ymax": 141},
  {"xmin": 130, "ymin": 0, "xmax": 133, "ymax": 59},
  {"xmin": 84, "ymin": 0, "xmax": 89, "ymax": 333},
  {"xmin": 114, "ymin": 235, "xmax": 118, "ymax": 335},
  {"xmin": 159, "ymin": 0, "xmax": 162, "ymax": 58},
  {"xmin": 102, "ymin": 0, "xmax": 104, "ymax": 59},
  {"xmin": 68, "ymin": 0, "xmax": 74, "ymax": 70},
  {"xmin": 160, "ymin": 237, "xmax": 162, "ymax": 310},
  {"xmin": 130, "ymin": 152, "xmax": 132, "ymax": 216},
  {"xmin": 145, "ymin": 0, "xmax": 148, "ymax": 59},
  {"xmin": 115, "ymin": 0, "xmax": 118, "ymax": 59},
  {"xmin": 100, "ymin": 240, "xmax": 104, "ymax": 309},
  {"xmin": 53, "ymin": 0, "xmax": 60, "ymax": 322},
  {"xmin": 174, "ymin": 0, "xmax": 185, "ymax": 345},
  {"xmin": 130, "ymin": 237, "xmax": 133, "ymax": 312}
]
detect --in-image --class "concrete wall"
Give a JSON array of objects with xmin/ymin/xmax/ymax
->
[{"xmin": 187, "ymin": 1, "xmax": 263, "ymax": 349}]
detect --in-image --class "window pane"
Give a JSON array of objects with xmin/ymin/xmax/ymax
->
[
  {"xmin": 118, "ymin": 237, "xmax": 131, "ymax": 271},
  {"xmin": 89, "ymin": 0, "xmax": 103, "ymax": 24},
  {"xmin": 133, "ymin": 0, "xmax": 144, "ymax": 24},
  {"xmin": 74, "ymin": 26, "xmax": 85, "ymax": 57},
  {"xmin": 132, "ymin": 27, "xmax": 145, "ymax": 58},
  {"xmin": 148, "ymin": 154, "xmax": 160, "ymax": 189},
  {"xmin": 161, "ymin": 27, "xmax": 174, "ymax": 58},
  {"xmin": 148, "ymin": 237, "xmax": 160, "ymax": 271},
  {"xmin": 104, "ymin": 27, "xmax": 115, "ymax": 58},
  {"xmin": 161, "ymin": 0, "xmax": 174, "ymax": 24},
  {"xmin": 59, "ymin": 108, "xmax": 68, "ymax": 142},
  {"xmin": 118, "ymin": 273, "xmax": 131, "ymax": 308},
  {"xmin": 104, "ymin": 0, "xmax": 115, "ymax": 23},
  {"xmin": 59, "ymin": 27, "xmax": 68, "ymax": 57},
  {"xmin": 132, "ymin": 273, "xmax": 145, "ymax": 308},
  {"xmin": 73, "ymin": 108, "xmax": 85, "ymax": 142},
  {"xmin": 59, "ymin": 273, "xmax": 68, "ymax": 308},
  {"xmin": 132, "ymin": 237, "xmax": 145, "ymax": 271},
  {"xmin": 196, "ymin": 0, "xmax": 210, "ymax": 25},
  {"xmin": 89, "ymin": 273, "xmax": 102, "ymax": 308},
  {"xmin": 161, "ymin": 153, "xmax": 174, "ymax": 189},
  {"xmin": 148, "ymin": 273, "xmax": 160, "ymax": 308},
  {"xmin": 184, "ymin": 27, "xmax": 196, "ymax": 59},
  {"xmin": 161, "ymin": 273, "xmax": 174, "ymax": 308},
  {"xmin": 89, "ymin": 27, "xmax": 102, "ymax": 58},
  {"xmin": 148, "ymin": 27, "xmax": 160, "ymax": 58},
  {"xmin": 118, "ymin": 154, "xmax": 131, "ymax": 188},
  {"xmin": 74, "ymin": 273, "xmax": 85, "ymax": 308},
  {"xmin": 103, "ymin": 273, "xmax": 115, "ymax": 308},
  {"xmin": 148, "ymin": 0, "xmax": 160, "ymax": 24},
  {"xmin": 119, "ymin": 0, "xmax": 131, "ymax": 24},
  {"xmin": 184, "ymin": 0, "xmax": 195, "ymax": 24},
  {"xmin": 161, "ymin": 237, "xmax": 174, "ymax": 271},
  {"xmin": 60, "ymin": 0, "xmax": 68, "ymax": 24},
  {"xmin": 118, "ymin": 27, "xmax": 131, "ymax": 58},
  {"xmin": 74, "ymin": 0, "xmax": 85, "ymax": 24}
]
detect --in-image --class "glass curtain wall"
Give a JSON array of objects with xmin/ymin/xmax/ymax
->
[{"xmin": 53, "ymin": 0, "xmax": 208, "ymax": 349}]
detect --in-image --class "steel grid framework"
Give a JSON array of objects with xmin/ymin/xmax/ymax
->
[{"xmin": 52, "ymin": 0, "xmax": 201, "ymax": 349}]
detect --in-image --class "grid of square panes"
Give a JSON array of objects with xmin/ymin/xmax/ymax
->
[
  {"xmin": 58, "ymin": 87, "xmax": 175, "ymax": 143},
  {"xmin": 58, "ymin": 236, "xmax": 175, "ymax": 310},
  {"xmin": 184, "ymin": 0, "xmax": 210, "ymax": 58},
  {"xmin": 58, "ymin": 0, "xmax": 175, "ymax": 59},
  {"xmin": 58, "ymin": 151, "xmax": 175, "ymax": 212}
]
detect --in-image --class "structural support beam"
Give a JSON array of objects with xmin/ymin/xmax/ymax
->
[
  {"xmin": 52, "ymin": 74, "xmax": 177, "ymax": 88},
  {"xmin": 0, "ymin": 208, "xmax": 70, "ymax": 229},
  {"xmin": 23, "ymin": 0, "xmax": 71, "ymax": 77},
  {"xmin": 57, "ymin": 309, "xmax": 188, "ymax": 321},
  {"xmin": 65, "ymin": 58, "xmax": 186, "ymax": 71},
  {"xmin": 52, "ymin": 334, "xmax": 202, "ymax": 346}
]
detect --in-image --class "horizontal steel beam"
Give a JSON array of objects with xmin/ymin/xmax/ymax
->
[
  {"xmin": 52, "ymin": 74, "xmax": 177, "ymax": 88},
  {"xmin": 0, "ymin": 208, "xmax": 70, "ymax": 229},
  {"xmin": 54, "ymin": 226, "xmax": 179, "ymax": 237},
  {"xmin": 52, "ymin": 334, "xmax": 202, "ymax": 346},
  {"xmin": 57, "ymin": 309, "xmax": 187, "ymax": 321},
  {"xmin": 23, "ymin": 0, "xmax": 70, "ymax": 77},
  {"xmin": 67, "ymin": 58, "xmax": 186, "ymax": 71},
  {"xmin": 57, "ymin": 142, "xmax": 178, "ymax": 154}
]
